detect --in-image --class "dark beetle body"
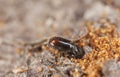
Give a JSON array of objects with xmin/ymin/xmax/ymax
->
[{"xmin": 48, "ymin": 37, "xmax": 85, "ymax": 59}]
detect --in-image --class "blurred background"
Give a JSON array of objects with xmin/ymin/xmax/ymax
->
[
  {"xmin": 1, "ymin": 0, "xmax": 120, "ymax": 41},
  {"xmin": 0, "ymin": 0, "xmax": 120, "ymax": 77}
]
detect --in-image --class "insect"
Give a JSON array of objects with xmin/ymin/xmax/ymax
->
[
  {"xmin": 25, "ymin": 36, "xmax": 85, "ymax": 59},
  {"xmin": 48, "ymin": 36, "xmax": 85, "ymax": 59}
]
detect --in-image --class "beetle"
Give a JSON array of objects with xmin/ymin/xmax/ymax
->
[
  {"xmin": 25, "ymin": 36, "xmax": 85, "ymax": 59},
  {"xmin": 48, "ymin": 36, "xmax": 85, "ymax": 59}
]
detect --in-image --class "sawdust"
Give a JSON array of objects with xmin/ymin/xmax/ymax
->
[{"xmin": 72, "ymin": 21, "xmax": 120, "ymax": 77}]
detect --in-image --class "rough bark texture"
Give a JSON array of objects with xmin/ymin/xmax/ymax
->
[{"xmin": 0, "ymin": 0, "xmax": 120, "ymax": 77}]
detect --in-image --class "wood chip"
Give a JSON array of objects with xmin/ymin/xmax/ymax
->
[{"xmin": 12, "ymin": 67, "xmax": 28, "ymax": 74}]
